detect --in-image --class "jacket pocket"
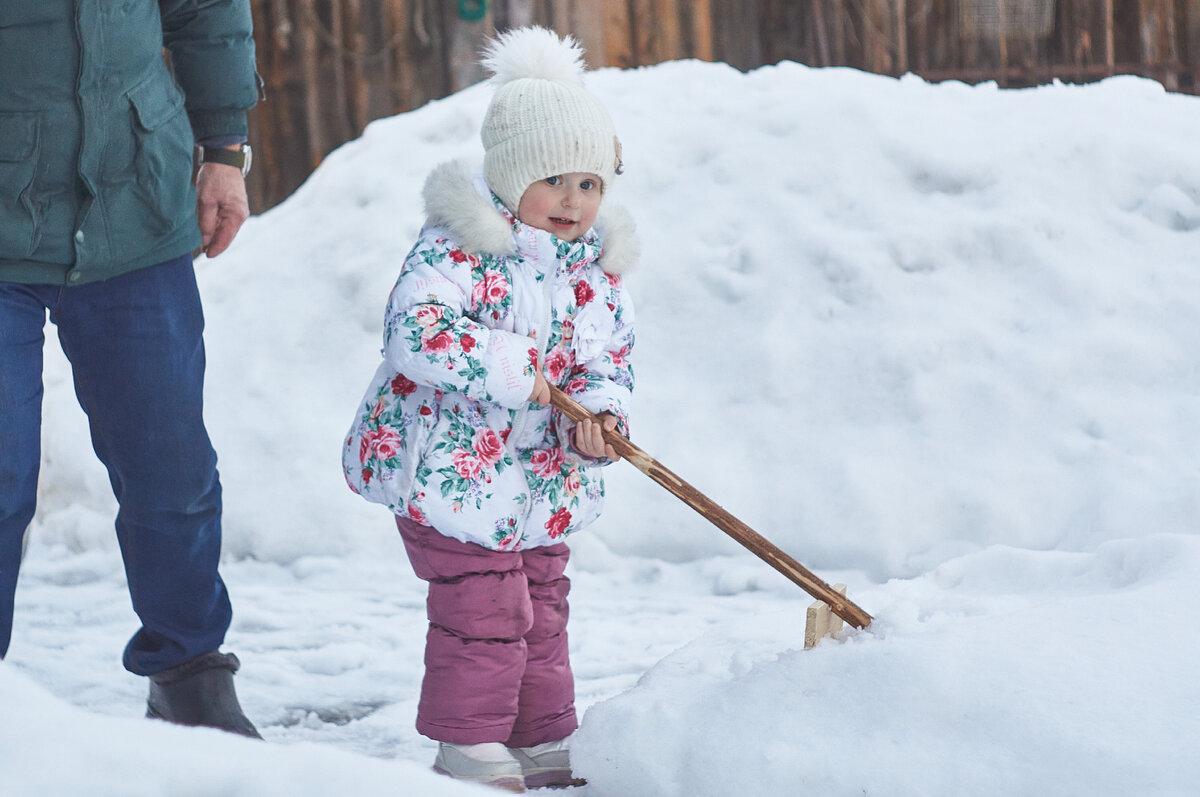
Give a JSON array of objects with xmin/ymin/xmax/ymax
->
[
  {"xmin": 0, "ymin": 113, "xmax": 41, "ymax": 260},
  {"xmin": 124, "ymin": 70, "xmax": 193, "ymax": 233}
]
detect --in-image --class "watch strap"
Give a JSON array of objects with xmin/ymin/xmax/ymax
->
[{"xmin": 200, "ymin": 145, "xmax": 250, "ymax": 176}]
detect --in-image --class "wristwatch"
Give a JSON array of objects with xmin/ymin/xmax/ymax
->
[{"xmin": 199, "ymin": 143, "xmax": 252, "ymax": 177}]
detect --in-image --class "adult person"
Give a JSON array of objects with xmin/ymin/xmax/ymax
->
[{"xmin": 0, "ymin": 1, "xmax": 262, "ymax": 738}]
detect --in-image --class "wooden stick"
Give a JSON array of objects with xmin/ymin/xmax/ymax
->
[{"xmin": 550, "ymin": 386, "xmax": 873, "ymax": 629}]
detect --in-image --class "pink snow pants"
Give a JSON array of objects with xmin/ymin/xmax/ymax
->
[{"xmin": 396, "ymin": 517, "xmax": 578, "ymax": 747}]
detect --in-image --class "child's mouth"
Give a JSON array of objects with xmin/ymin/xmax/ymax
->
[{"xmin": 550, "ymin": 217, "xmax": 575, "ymax": 228}]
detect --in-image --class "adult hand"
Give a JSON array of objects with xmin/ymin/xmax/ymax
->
[{"xmin": 195, "ymin": 157, "xmax": 250, "ymax": 258}]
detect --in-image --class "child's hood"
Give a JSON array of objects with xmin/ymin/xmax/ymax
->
[{"xmin": 420, "ymin": 160, "xmax": 638, "ymax": 275}]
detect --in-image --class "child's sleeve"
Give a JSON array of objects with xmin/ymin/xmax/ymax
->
[
  {"xmin": 381, "ymin": 233, "xmax": 535, "ymax": 409},
  {"xmin": 559, "ymin": 272, "xmax": 635, "ymax": 458}
]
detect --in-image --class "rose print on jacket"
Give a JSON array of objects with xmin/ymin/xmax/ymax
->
[
  {"xmin": 392, "ymin": 373, "xmax": 419, "ymax": 396},
  {"xmin": 543, "ymin": 345, "xmax": 571, "ymax": 382},
  {"xmin": 530, "ymin": 447, "xmax": 565, "ymax": 478},
  {"xmin": 545, "ymin": 507, "xmax": 571, "ymax": 539},
  {"xmin": 573, "ymin": 280, "xmax": 594, "ymax": 307},
  {"xmin": 473, "ymin": 427, "xmax": 505, "ymax": 466},
  {"xmin": 343, "ymin": 185, "xmax": 634, "ymax": 551}
]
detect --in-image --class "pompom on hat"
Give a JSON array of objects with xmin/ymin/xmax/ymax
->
[{"xmin": 480, "ymin": 27, "xmax": 622, "ymax": 214}]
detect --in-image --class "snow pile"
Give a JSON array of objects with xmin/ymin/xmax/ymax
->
[{"xmin": 7, "ymin": 59, "xmax": 1200, "ymax": 796}]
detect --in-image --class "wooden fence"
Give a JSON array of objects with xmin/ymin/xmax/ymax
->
[{"xmin": 245, "ymin": 0, "xmax": 1200, "ymax": 210}]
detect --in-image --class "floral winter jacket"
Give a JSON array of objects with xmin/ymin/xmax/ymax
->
[{"xmin": 343, "ymin": 161, "xmax": 637, "ymax": 551}]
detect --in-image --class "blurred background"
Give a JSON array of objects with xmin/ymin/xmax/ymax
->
[{"xmin": 245, "ymin": 0, "xmax": 1200, "ymax": 211}]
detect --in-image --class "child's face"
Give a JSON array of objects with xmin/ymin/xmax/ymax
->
[{"xmin": 516, "ymin": 173, "xmax": 603, "ymax": 242}]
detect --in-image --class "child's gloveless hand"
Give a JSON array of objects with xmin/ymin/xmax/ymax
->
[
  {"xmin": 574, "ymin": 413, "xmax": 621, "ymax": 461},
  {"xmin": 528, "ymin": 370, "xmax": 550, "ymax": 407}
]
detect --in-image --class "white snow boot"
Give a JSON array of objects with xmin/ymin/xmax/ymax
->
[
  {"xmin": 433, "ymin": 742, "xmax": 526, "ymax": 792},
  {"xmin": 509, "ymin": 737, "xmax": 587, "ymax": 789}
]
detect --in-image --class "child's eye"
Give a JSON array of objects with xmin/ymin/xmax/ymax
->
[
  {"xmin": 580, "ymin": 179, "xmax": 596, "ymax": 190},
  {"xmin": 545, "ymin": 175, "xmax": 562, "ymax": 186}
]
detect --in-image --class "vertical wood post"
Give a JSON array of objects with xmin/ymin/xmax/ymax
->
[
  {"xmin": 566, "ymin": 0, "xmax": 608, "ymax": 68},
  {"xmin": 297, "ymin": 0, "xmax": 325, "ymax": 169},
  {"xmin": 811, "ymin": 0, "xmax": 831, "ymax": 66},
  {"xmin": 389, "ymin": 0, "xmax": 418, "ymax": 113},
  {"xmin": 862, "ymin": 0, "xmax": 894, "ymax": 74},
  {"xmin": 327, "ymin": 0, "xmax": 351, "ymax": 142},
  {"xmin": 447, "ymin": 5, "xmax": 489, "ymax": 92},
  {"xmin": 829, "ymin": 0, "xmax": 848, "ymax": 65},
  {"xmin": 1186, "ymin": 0, "xmax": 1200, "ymax": 88},
  {"xmin": 344, "ymin": 0, "xmax": 370, "ymax": 134},
  {"xmin": 502, "ymin": 0, "xmax": 537, "ymax": 30},
  {"xmin": 631, "ymin": 0, "xmax": 684, "ymax": 64},
  {"xmin": 601, "ymin": 0, "xmax": 635, "ymax": 68},
  {"xmin": 1104, "ymin": 0, "xmax": 1116, "ymax": 74},
  {"xmin": 997, "ymin": 0, "xmax": 1009, "ymax": 86},
  {"xmin": 687, "ymin": 0, "xmax": 715, "ymax": 61}
]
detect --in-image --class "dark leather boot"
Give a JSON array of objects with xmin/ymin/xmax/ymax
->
[{"xmin": 146, "ymin": 651, "xmax": 262, "ymax": 739}]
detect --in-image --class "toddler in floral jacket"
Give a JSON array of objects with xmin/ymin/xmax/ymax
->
[{"xmin": 342, "ymin": 27, "xmax": 636, "ymax": 791}]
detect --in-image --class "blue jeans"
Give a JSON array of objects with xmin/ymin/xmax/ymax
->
[{"xmin": 0, "ymin": 254, "xmax": 232, "ymax": 675}]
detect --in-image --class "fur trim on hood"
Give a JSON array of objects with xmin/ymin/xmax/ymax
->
[{"xmin": 421, "ymin": 160, "xmax": 638, "ymax": 275}]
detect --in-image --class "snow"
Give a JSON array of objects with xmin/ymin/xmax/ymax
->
[{"xmin": 5, "ymin": 59, "xmax": 1200, "ymax": 796}]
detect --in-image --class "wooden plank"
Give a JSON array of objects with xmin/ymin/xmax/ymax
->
[
  {"xmin": 388, "ymin": 0, "xmax": 419, "ymax": 113},
  {"xmin": 630, "ymin": 0, "xmax": 653, "ymax": 64},
  {"xmin": 347, "ymin": 0, "xmax": 372, "ymax": 133},
  {"xmin": 567, "ymin": 0, "xmax": 607, "ymax": 69},
  {"xmin": 687, "ymin": 0, "xmax": 714, "ymax": 61},
  {"xmin": 811, "ymin": 0, "xmax": 831, "ymax": 66},
  {"xmin": 710, "ymin": 0, "xmax": 761, "ymax": 70},
  {"xmin": 828, "ymin": 0, "xmax": 848, "ymax": 65},
  {"xmin": 997, "ymin": 0, "xmax": 1009, "ymax": 85},
  {"xmin": 549, "ymin": 0, "xmax": 574, "ymax": 37},
  {"xmin": 652, "ymin": 0, "xmax": 685, "ymax": 63},
  {"xmin": 910, "ymin": 0, "xmax": 928, "ymax": 71},
  {"xmin": 1187, "ymin": 0, "xmax": 1200, "ymax": 62},
  {"xmin": 805, "ymin": 584, "xmax": 847, "ymax": 649},
  {"xmin": 327, "ymin": 0, "xmax": 351, "ymax": 140},
  {"xmin": 497, "ymin": 0, "xmax": 538, "ymax": 31},
  {"xmin": 939, "ymin": 0, "xmax": 963, "ymax": 70},
  {"xmin": 1103, "ymin": 0, "xmax": 1115, "ymax": 68},
  {"xmin": 863, "ymin": 0, "xmax": 894, "ymax": 74},
  {"xmin": 423, "ymin": 0, "xmax": 453, "ymax": 102},
  {"xmin": 601, "ymin": 0, "xmax": 635, "ymax": 68},
  {"xmin": 759, "ymin": 0, "xmax": 804, "ymax": 64},
  {"xmin": 1141, "ymin": 0, "xmax": 1180, "ymax": 87},
  {"xmin": 446, "ymin": 3, "xmax": 490, "ymax": 91},
  {"xmin": 296, "ymin": 0, "xmax": 326, "ymax": 168},
  {"xmin": 1185, "ymin": 0, "xmax": 1200, "ymax": 89}
]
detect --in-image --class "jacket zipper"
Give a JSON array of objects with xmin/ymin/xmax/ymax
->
[
  {"xmin": 508, "ymin": 236, "xmax": 557, "ymax": 444},
  {"xmin": 505, "ymin": 236, "xmax": 559, "ymax": 541}
]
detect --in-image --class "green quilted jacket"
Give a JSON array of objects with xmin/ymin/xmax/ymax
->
[{"xmin": 0, "ymin": 0, "xmax": 259, "ymax": 285}]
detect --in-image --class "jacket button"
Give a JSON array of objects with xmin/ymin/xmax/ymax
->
[
  {"xmin": 68, "ymin": 271, "xmax": 82, "ymax": 283},
  {"xmin": 74, "ymin": 230, "xmax": 85, "ymax": 244}
]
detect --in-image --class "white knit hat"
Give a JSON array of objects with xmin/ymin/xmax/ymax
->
[{"xmin": 480, "ymin": 27, "xmax": 621, "ymax": 214}]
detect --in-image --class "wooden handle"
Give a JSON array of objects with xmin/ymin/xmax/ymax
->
[{"xmin": 549, "ymin": 386, "xmax": 873, "ymax": 629}]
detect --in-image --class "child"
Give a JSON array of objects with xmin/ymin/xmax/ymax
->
[{"xmin": 342, "ymin": 26, "xmax": 636, "ymax": 792}]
